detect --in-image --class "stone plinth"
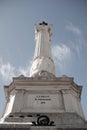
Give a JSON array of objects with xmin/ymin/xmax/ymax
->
[{"xmin": 0, "ymin": 75, "xmax": 86, "ymax": 127}]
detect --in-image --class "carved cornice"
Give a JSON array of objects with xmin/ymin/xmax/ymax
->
[{"xmin": 4, "ymin": 75, "xmax": 82, "ymax": 99}]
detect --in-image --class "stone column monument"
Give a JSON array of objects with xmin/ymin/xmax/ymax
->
[
  {"xmin": 0, "ymin": 22, "xmax": 87, "ymax": 129},
  {"xmin": 30, "ymin": 21, "xmax": 55, "ymax": 78}
]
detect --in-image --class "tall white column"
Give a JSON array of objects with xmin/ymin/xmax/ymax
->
[{"xmin": 30, "ymin": 22, "xmax": 55, "ymax": 78}]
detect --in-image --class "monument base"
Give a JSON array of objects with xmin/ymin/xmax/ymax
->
[{"xmin": 0, "ymin": 112, "xmax": 87, "ymax": 129}]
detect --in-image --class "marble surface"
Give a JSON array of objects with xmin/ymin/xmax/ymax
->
[{"xmin": 30, "ymin": 23, "xmax": 55, "ymax": 77}]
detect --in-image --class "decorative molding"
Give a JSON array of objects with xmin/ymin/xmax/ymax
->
[{"xmin": 31, "ymin": 70, "xmax": 56, "ymax": 79}]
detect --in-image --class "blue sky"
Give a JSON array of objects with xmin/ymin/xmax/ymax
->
[{"xmin": 0, "ymin": 0, "xmax": 87, "ymax": 119}]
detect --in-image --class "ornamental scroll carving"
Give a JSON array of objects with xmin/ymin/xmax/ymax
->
[{"xmin": 32, "ymin": 114, "xmax": 55, "ymax": 126}]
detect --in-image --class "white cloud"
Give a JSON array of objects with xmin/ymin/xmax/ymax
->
[
  {"xmin": 18, "ymin": 66, "xmax": 30, "ymax": 77},
  {"xmin": 52, "ymin": 44, "xmax": 71, "ymax": 62},
  {"xmin": 0, "ymin": 57, "xmax": 32, "ymax": 82},
  {"xmin": 0, "ymin": 59, "xmax": 15, "ymax": 81},
  {"xmin": 66, "ymin": 22, "xmax": 82, "ymax": 35},
  {"xmin": 18, "ymin": 59, "xmax": 32, "ymax": 77},
  {"xmin": 52, "ymin": 44, "xmax": 71, "ymax": 74}
]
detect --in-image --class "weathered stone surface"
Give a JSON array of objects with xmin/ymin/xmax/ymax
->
[
  {"xmin": 1, "ymin": 76, "xmax": 85, "ymax": 123},
  {"xmin": 29, "ymin": 23, "xmax": 55, "ymax": 77},
  {"xmin": 3, "ymin": 113, "xmax": 87, "ymax": 125}
]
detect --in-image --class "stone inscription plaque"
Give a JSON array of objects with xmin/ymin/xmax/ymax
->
[
  {"xmin": 22, "ymin": 93, "xmax": 62, "ymax": 112},
  {"xmin": 35, "ymin": 95, "xmax": 51, "ymax": 104}
]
